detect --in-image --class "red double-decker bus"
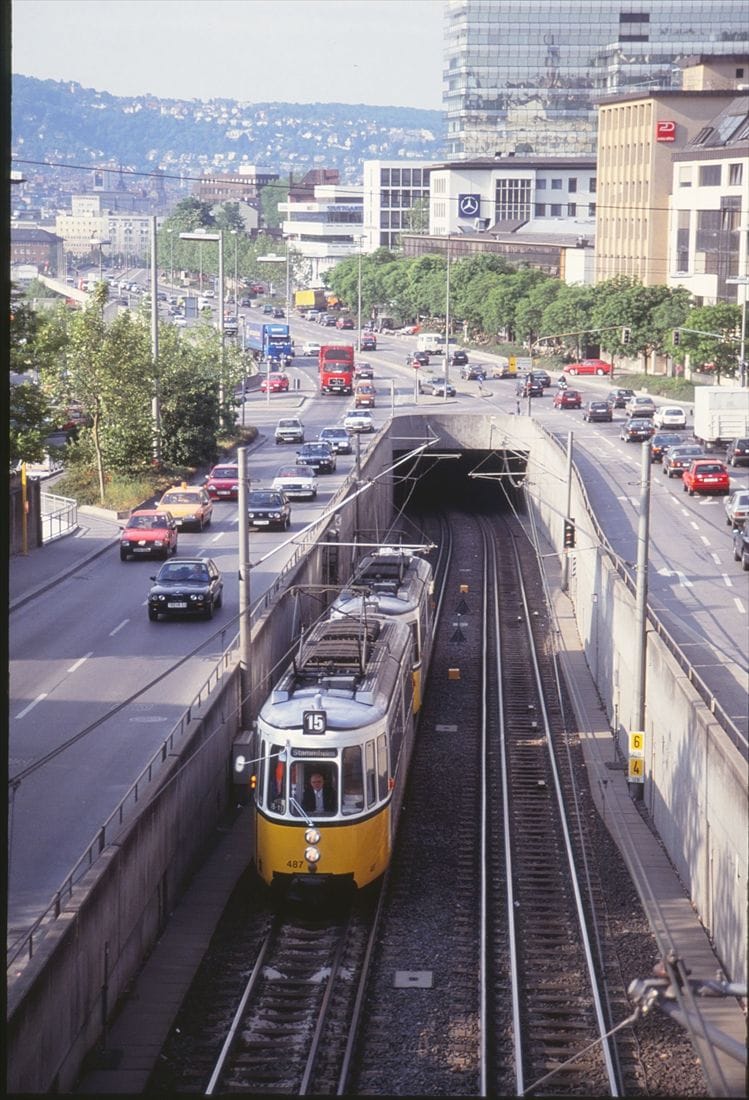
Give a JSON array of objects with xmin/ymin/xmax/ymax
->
[{"xmin": 319, "ymin": 344, "xmax": 355, "ymax": 395}]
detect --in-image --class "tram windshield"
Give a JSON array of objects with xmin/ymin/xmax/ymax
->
[{"xmin": 265, "ymin": 743, "xmax": 365, "ymax": 816}]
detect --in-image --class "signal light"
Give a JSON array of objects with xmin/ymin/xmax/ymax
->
[
  {"xmin": 672, "ymin": 330, "xmax": 681, "ymax": 346},
  {"xmin": 563, "ymin": 519, "xmax": 576, "ymax": 549},
  {"xmin": 622, "ymin": 327, "xmax": 631, "ymax": 345}
]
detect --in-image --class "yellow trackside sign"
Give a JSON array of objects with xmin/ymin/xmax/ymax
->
[{"xmin": 628, "ymin": 730, "xmax": 645, "ymax": 783}]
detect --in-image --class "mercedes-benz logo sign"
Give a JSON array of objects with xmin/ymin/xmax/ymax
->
[{"xmin": 458, "ymin": 194, "xmax": 480, "ymax": 217}]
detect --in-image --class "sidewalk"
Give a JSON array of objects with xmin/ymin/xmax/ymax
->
[{"xmin": 9, "ymin": 505, "xmax": 123, "ymax": 612}]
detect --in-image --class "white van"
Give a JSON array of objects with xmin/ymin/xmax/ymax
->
[{"xmin": 416, "ymin": 332, "xmax": 445, "ymax": 355}]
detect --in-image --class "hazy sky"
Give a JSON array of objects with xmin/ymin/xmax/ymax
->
[{"xmin": 12, "ymin": 0, "xmax": 445, "ymax": 110}]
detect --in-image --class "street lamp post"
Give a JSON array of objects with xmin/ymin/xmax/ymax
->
[
  {"xmin": 357, "ymin": 240, "xmax": 363, "ymax": 353},
  {"xmin": 232, "ymin": 229, "xmax": 239, "ymax": 303},
  {"xmin": 180, "ymin": 231, "xmax": 226, "ymax": 417},
  {"xmin": 257, "ymin": 252, "xmax": 287, "ymax": 403},
  {"xmin": 168, "ymin": 229, "xmax": 174, "ymax": 289},
  {"xmin": 443, "ymin": 236, "xmax": 451, "ymax": 400}
]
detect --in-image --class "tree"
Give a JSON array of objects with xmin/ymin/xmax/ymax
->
[
  {"xmin": 259, "ymin": 181, "xmax": 289, "ymax": 229},
  {"xmin": 671, "ymin": 303, "xmax": 742, "ymax": 381},
  {"xmin": 9, "ymin": 381, "xmax": 54, "ymax": 468},
  {"xmin": 403, "ymin": 197, "xmax": 429, "ymax": 234},
  {"xmin": 539, "ymin": 284, "xmax": 598, "ymax": 358}
]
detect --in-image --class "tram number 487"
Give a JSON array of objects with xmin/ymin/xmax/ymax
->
[{"xmin": 303, "ymin": 710, "xmax": 328, "ymax": 735}]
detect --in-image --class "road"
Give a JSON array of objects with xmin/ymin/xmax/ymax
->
[{"xmin": 8, "ymin": 301, "xmax": 748, "ymax": 944}]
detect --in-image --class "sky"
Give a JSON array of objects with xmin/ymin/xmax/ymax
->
[{"xmin": 11, "ymin": 0, "xmax": 445, "ymax": 110}]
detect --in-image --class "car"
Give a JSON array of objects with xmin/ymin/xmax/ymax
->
[
  {"xmin": 725, "ymin": 437, "xmax": 749, "ymax": 467},
  {"xmin": 490, "ymin": 359, "xmax": 512, "ymax": 378},
  {"xmin": 247, "ymin": 488, "xmax": 291, "ymax": 529},
  {"xmin": 301, "ymin": 341, "xmax": 321, "ymax": 357},
  {"xmin": 343, "ymin": 409, "xmax": 376, "ymax": 433},
  {"xmin": 239, "ymin": 296, "xmax": 252, "ymax": 306},
  {"xmin": 724, "ymin": 489, "xmax": 749, "ymax": 527},
  {"xmin": 682, "ymin": 459, "xmax": 730, "ymax": 496},
  {"xmin": 529, "ymin": 368, "xmax": 552, "ymax": 388},
  {"xmin": 418, "ymin": 375, "xmax": 456, "ymax": 396},
  {"xmin": 320, "ymin": 313, "xmax": 338, "ymax": 327},
  {"xmin": 173, "ymin": 316, "xmax": 187, "ymax": 328},
  {"xmin": 450, "ymin": 349, "xmax": 469, "ymax": 366},
  {"xmin": 605, "ymin": 387, "xmax": 636, "ymax": 409},
  {"xmin": 120, "ymin": 509, "xmax": 178, "ymax": 561},
  {"xmin": 650, "ymin": 432, "xmax": 684, "ymax": 463},
  {"xmin": 663, "ymin": 444, "xmax": 706, "ymax": 477},
  {"xmin": 318, "ymin": 426, "xmax": 352, "ymax": 454},
  {"xmin": 653, "ymin": 405, "xmax": 688, "ymax": 430},
  {"xmin": 204, "ymin": 463, "xmax": 240, "ymax": 501},
  {"xmin": 262, "ymin": 303, "xmax": 274, "ymax": 315},
  {"xmin": 275, "ymin": 417, "xmax": 305, "ymax": 444},
  {"xmin": 156, "ymin": 483, "xmax": 213, "ymax": 530},
  {"xmin": 562, "ymin": 358, "xmax": 612, "ymax": 376},
  {"xmin": 147, "ymin": 557, "xmax": 223, "ymax": 621},
  {"xmin": 460, "ymin": 364, "xmax": 486, "ymax": 380},
  {"xmin": 306, "ymin": 309, "xmax": 320, "ymax": 322},
  {"xmin": 732, "ymin": 520, "xmax": 749, "ymax": 570},
  {"xmin": 224, "ymin": 320, "xmax": 238, "ymax": 336},
  {"xmin": 354, "ymin": 382, "xmax": 376, "ymax": 407},
  {"xmin": 583, "ymin": 400, "xmax": 613, "ymax": 422},
  {"xmin": 354, "ymin": 361, "xmax": 374, "ymax": 379},
  {"xmin": 260, "ymin": 372, "xmax": 290, "ymax": 394},
  {"xmin": 625, "ymin": 395, "xmax": 656, "ymax": 418},
  {"xmin": 553, "ymin": 388, "xmax": 583, "ymax": 409},
  {"xmin": 296, "ymin": 441, "xmax": 338, "ymax": 471},
  {"xmin": 360, "ymin": 333, "xmax": 377, "ymax": 350},
  {"xmin": 272, "ymin": 307, "xmax": 285, "ymax": 319},
  {"xmin": 336, "ymin": 316, "xmax": 354, "ymax": 329},
  {"xmin": 620, "ymin": 417, "xmax": 656, "ymax": 442},
  {"xmin": 407, "ymin": 351, "xmax": 431, "ymax": 367},
  {"xmin": 516, "ymin": 376, "xmax": 543, "ymax": 397},
  {"xmin": 272, "ymin": 464, "xmax": 318, "ymax": 500}
]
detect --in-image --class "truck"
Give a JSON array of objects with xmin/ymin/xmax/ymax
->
[
  {"xmin": 244, "ymin": 320, "xmax": 294, "ymax": 365},
  {"xmin": 319, "ymin": 344, "xmax": 355, "ymax": 395},
  {"xmin": 693, "ymin": 387, "xmax": 749, "ymax": 451},
  {"xmin": 294, "ymin": 288, "xmax": 327, "ymax": 311},
  {"xmin": 416, "ymin": 332, "xmax": 446, "ymax": 355}
]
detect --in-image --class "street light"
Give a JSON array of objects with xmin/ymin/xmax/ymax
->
[
  {"xmin": 231, "ymin": 229, "xmax": 239, "ymax": 303},
  {"xmin": 90, "ymin": 236, "xmax": 110, "ymax": 283},
  {"xmin": 442, "ymin": 236, "xmax": 452, "ymax": 400},
  {"xmin": 167, "ymin": 229, "xmax": 174, "ymax": 289},
  {"xmin": 257, "ymin": 251, "xmax": 288, "ymax": 405},
  {"xmin": 180, "ymin": 231, "xmax": 226, "ymax": 416}
]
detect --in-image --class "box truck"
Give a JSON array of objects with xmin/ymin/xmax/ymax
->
[{"xmin": 693, "ymin": 387, "xmax": 749, "ymax": 450}]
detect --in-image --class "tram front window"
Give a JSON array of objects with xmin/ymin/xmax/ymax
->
[{"xmin": 290, "ymin": 763, "xmax": 339, "ymax": 816}]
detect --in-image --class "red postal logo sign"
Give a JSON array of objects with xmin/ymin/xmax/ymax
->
[{"xmin": 656, "ymin": 120, "xmax": 676, "ymax": 142}]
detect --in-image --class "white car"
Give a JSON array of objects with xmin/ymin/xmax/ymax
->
[
  {"xmin": 653, "ymin": 405, "xmax": 687, "ymax": 430},
  {"xmin": 724, "ymin": 489, "xmax": 749, "ymax": 528},
  {"xmin": 272, "ymin": 463, "xmax": 318, "ymax": 500},
  {"xmin": 301, "ymin": 341, "xmax": 321, "ymax": 357},
  {"xmin": 343, "ymin": 409, "xmax": 375, "ymax": 433}
]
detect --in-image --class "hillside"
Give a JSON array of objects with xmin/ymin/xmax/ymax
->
[{"xmin": 11, "ymin": 75, "xmax": 445, "ymax": 183}]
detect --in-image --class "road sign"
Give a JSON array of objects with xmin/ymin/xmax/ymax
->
[
  {"xmin": 628, "ymin": 731, "xmax": 645, "ymax": 757},
  {"xmin": 627, "ymin": 757, "xmax": 645, "ymax": 783}
]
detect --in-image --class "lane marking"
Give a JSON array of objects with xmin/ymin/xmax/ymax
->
[
  {"xmin": 656, "ymin": 567, "xmax": 693, "ymax": 587},
  {"xmin": 711, "ymin": 553, "xmax": 721, "ymax": 564},
  {"xmin": 722, "ymin": 574, "xmax": 733, "ymax": 588},
  {"xmin": 16, "ymin": 693, "xmax": 48, "ymax": 719},
  {"xmin": 690, "ymin": 521, "xmax": 699, "ymax": 531},
  {"xmin": 67, "ymin": 651, "xmax": 93, "ymax": 673},
  {"xmin": 733, "ymin": 597, "xmax": 746, "ymax": 614},
  {"xmin": 700, "ymin": 536, "xmax": 710, "ymax": 546},
  {"xmin": 210, "ymin": 532, "xmax": 224, "ymax": 543},
  {"xmin": 109, "ymin": 619, "xmax": 130, "ymax": 636}
]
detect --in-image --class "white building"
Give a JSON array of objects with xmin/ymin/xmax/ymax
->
[
  {"xmin": 361, "ymin": 160, "xmax": 433, "ymax": 251},
  {"xmin": 54, "ymin": 195, "xmax": 162, "ymax": 262},
  {"xmin": 280, "ymin": 185, "xmax": 364, "ymax": 282}
]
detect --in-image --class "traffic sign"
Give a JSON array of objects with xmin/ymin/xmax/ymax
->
[
  {"xmin": 627, "ymin": 757, "xmax": 645, "ymax": 783},
  {"xmin": 628, "ymin": 731, "xmax": 645, "ymax": 757}
]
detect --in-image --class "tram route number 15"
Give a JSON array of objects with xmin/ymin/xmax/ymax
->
[{"xmin": 303, "ymin": 710, "xmax": 328, "ymax": 735}]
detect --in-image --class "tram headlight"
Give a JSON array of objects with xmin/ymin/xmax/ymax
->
[
  {"xmin": 304, "ymin": 827, "xmax": 321, "ymax": 845},
  {"xmin": 304, "ymin": 846, "xmax": 321, "ymax": 864}
]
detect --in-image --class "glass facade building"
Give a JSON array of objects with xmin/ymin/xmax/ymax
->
[{"xmin": 444, "ymin": 0, "xmax": 749, "ymax": 158}]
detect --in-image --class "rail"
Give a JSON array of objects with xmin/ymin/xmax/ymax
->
[{"xmin": 40, "ymin": 492, "xmax": 77, "ymax": 543}]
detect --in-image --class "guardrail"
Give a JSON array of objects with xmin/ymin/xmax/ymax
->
[{"xmin": 40, "ymin": 492, "xmax": 77, "ymax": 543}]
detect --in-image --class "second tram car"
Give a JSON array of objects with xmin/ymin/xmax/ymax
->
[
  {"xmin": 329, "ymin": 547, "xmax": 433, "ymax": 712},
  {"xmin": 253, "ymin": 616, "xmax": 417, "ymax": 902}
]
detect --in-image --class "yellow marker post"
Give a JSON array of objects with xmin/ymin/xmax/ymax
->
[{"xmin": 628, "ymin": 730, "xmax": 645, "ymax": 785}]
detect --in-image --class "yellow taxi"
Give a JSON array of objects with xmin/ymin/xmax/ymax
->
[{"xmin": 156, "ymin": 482, "xmax": 214, "ymax": 531}]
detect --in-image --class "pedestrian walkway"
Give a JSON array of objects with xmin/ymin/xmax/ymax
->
[{"xmin": 9, "ymin": 505, "xmax": 122, "ymax": 612}]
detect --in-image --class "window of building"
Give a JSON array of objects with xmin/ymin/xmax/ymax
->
[
  {"xmin": 568, "ymin": 178, "xmax": 577, "ymax": 193},
  {"xmin": 590, "ymin": 177, "xmax": 597, "ymax": 193},
  {"xmin": 495, "ymin": 178, "xmax": 532, "ymax": 221},
  {"xmin": 535, "ymin": 203, "xmax": 546, "ymax": 217},
  {"xmin": 551, "ymin": 178, "xmax": 563, "ymax": 190},
  {"xmin": 433, "ymin": 176, "xmax": 446, "ymax": 194},
  {"xmin": 412, "ymin": 169, "xmax": 422, "ymax": 187},
  {"xmin": 729, "ymin": 163, "xmax": 743, "ymax": 186},
  {"xmin": 380, "ymin": 168, "xmax": 389, "ymax": 186},
  {"xmin": 693, "ymin": 126, "xmax": 714, "ymax": 146},
  {"xmin": 550, "ymin": 204, "xmax": 562, "ymax": 217},
  {"xmin": 567, "ymin": 203, "xmax": 576, "ymax": 217},
  {"xmin": 699, "ymin": 165, "xmax": 721, "ymax": 186},
  {"xmin": 401, "ymin": 169, "xmax": 411, "ymax": 186},
  {"xmin": 676, "ymin": 210, "xmax": 690, "ymax": 274},
  {"xmin": 588, "ymin": 202, "xmax": 596, "ymax": 216},
  {"xmin": 678, "ymin": 166, "xmax": 692, "ymax": 188},
  {"xmin": 391, "ymin": 169, "xmax": 401, "ymax": 186},
  {"xmin": 536, "ymin": 179, "xmax": 546, "ymax": 189}
]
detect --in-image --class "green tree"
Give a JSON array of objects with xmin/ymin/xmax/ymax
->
[
  {"xmin": 403, "ymin": 197, "xmax": 429, "ymax": 233},
  {"xmin": 9, "ymin": 381, "xmax": 54, "ymax": 468},
  {"xmin": 672, "ymin": 303, "xmax": 742, "ymax": 381},
  {"xmin": 259, "ymin": 181, "xmax": 289, "ymax": 229},
  {"xmin": 539, "ymin": 284, "xmax": 599, "ymax": 358},
  {"xmin": 514, "ymin": 278, "xmax": 562, "ymax": 347}
]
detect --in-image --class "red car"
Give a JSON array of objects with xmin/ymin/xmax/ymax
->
[
  {"xmin": 682, "ymin": 460, "xmax": 730, "ymax": 496},
  {"xmin": 553, "ymin": 388, "xmax": 582, "ymax": 409},
  {"xmin": 204, "ymin": 463, "xmax": 240, "ymax": 501},
  {"xmin": 120, "ymin": 509, "xmax": 178, "ymax": 561},
  {"xmin": 260, "ymin": 372, "xmax": 290, "ymax": 393},
  {"xmin": 562, "ymin": 358, "xmax": 612, "ymax": 376}
]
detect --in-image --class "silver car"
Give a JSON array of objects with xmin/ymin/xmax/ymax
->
[{"xmin": 272, "ymin": 463, "xmax": 318, "ymax": 500}]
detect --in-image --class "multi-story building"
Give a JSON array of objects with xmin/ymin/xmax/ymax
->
[
  {"xmin": 668, "ymin": 96, "xmax": 749, "ymax": 307},
  {"xmin": 279, "ymin": 184, "xmax": 364, "ymax": 282},
  {"xmin": 54, "ymin": 195, "xmax": 162, "ymax": 262},
  {"xmin": 595, "ymin": 86, "xmax": 741, "ymax": 285},
  {"xmin": 193, "ymin": 165, "xmax": 278, "ymax": 205},
  {"xmin": 443, "ymin": 0, "xmax": 749, "ymax": 160},
  {"xmin": 361, "ymin": 161, "xmax": 433, "ymax": 250},
  {"xmin": 10, "ymin": 227, "xmax": 65, "ymax": 277}
]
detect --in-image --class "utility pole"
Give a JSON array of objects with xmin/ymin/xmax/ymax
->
[
  {"xmin": 561, "ymin": 431, "xmax": 573, "ymax": 591},
  {"xmin": 149, "ymin": 216, "xmax": 160, "ymax": 464},
  {"xmin": 630, "ymin": 439, "xmax": 652, "ymax": 800},
  {"xmin": 238, "ymin": 446, "xmax": 252, "ymax": 725}
]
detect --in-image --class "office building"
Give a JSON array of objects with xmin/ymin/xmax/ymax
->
[
  {"xmin": 279, "ymin": 184, "xmax": 363, "ymax": 282},
  {"xmin": 362, "ymin": 161, "xmax": 433, "ymax": 251},
  {"xmin": 443, "ymin": 0, "xmax": 749, "ymax": 159}
]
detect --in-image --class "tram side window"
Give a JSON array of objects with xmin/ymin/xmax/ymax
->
[
  {"xmin": 341, "ymin": 745, "xmax": 364, "ymax": 813},
  {"xmin": 269, "ymin": 743, "xmax": 286, "ymax": 812},
  {"xmin": 365, "ymin": 740, "xmax": 377, "ymax": 807},
  {"xmin": 377, "ymin": 733, "xmax": 389, "ymax": 800},
  {"xmin": 410, "ymin": 620, "xmax": 420, "ymax": 664}
]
